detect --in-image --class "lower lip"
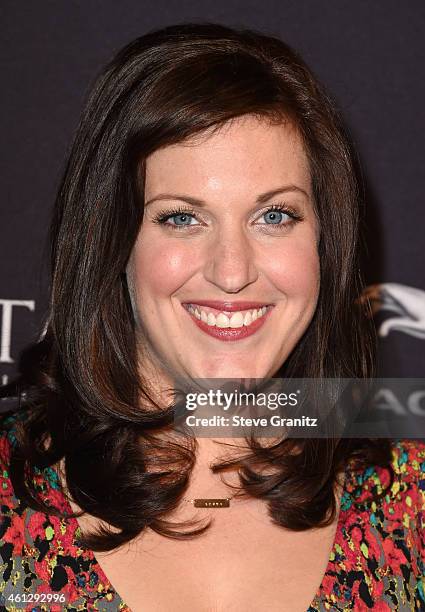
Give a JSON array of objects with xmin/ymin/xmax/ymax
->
[{"xmin": 183, "ymin": 305, "xmax": 273, "ymax": 341}]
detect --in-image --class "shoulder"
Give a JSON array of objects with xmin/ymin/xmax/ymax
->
[
  {"xmin": 0, "ymin": 411, "xmax": 34, "ymax": 586},
  {"xmin": 0, "ymin": 410, "xmax": 24, "ymax": 508},
  {"xmin": 344, "ymin": 438, "xmax": 425, "ymax": 528},
  {"xmin": 0, "ymin": 409, "xmax": 21, "ymax": 454},
  {"xmin": 343, "ymin": 438, "xmax": 425, "ymax": 517},
  {"xmin": 390, "ymin": 437, "xmax": 425, "ymax": 469},
  {"xmin": 0, "ymin": 409, "xmax": 68, "ymax": 512},
  {"xmin": 317, "ymin": 439, "xmax": 425, "ymax": 609},
  {"xmin": 0, "ymin": 410, "xmax": 120, "ymax": 609},
  {"xmin": 389, "ymin": 438, "xmax": 425, "ymax": 509}
]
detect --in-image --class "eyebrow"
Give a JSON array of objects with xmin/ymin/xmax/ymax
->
[{"xmin": 144, "ymin": 185, "xmax": 309, "ymax": 208}]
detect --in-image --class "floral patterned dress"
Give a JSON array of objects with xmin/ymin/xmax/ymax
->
[{"xmin": 0, "ymin": 410, "xmax": 424, "ymax": 611}]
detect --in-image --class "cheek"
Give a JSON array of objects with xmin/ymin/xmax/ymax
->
[
  {"xmin": 265, "ymin": 239, "xmax": 320, "ymax": 299},
  {"xmin": 132, "ymin": 235, "xmax": 195, "ymax": 299}
]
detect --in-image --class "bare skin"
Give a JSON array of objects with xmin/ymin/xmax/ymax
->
[{"xmin": 59, "ymin": 438, "xmax": 346, "ymax": 612}]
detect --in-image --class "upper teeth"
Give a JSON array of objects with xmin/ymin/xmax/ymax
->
[{"xmin": 187, "ymin": 305, "xmax": 268, "ymax": 328}]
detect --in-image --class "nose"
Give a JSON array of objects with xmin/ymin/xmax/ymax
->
[{"xmin": 203, "ymin": 226, "xmax": 259, "ymax": 293}]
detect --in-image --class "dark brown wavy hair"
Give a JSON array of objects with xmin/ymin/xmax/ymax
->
[{"xmin": 0, "ymin": 22, "xmax": 395, "ymax": 552}]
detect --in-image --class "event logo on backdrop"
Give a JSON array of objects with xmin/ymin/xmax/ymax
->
[
  {"xmin": 1, "ymin": 285, "xmax": 425, "ymax": 426},
  {"xmin": 360, "ymin": 283, "xmax": 425, "ymax": 340},
  {"xmin": 0, "ymin": 299, "xmax": 35, "ymax": 385}
]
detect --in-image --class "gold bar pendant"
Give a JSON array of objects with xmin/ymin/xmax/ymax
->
[{"xmin": 193, "ymin": 498, "xmax": 230, "ymax": 508}]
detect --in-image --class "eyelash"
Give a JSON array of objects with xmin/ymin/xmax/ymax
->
[{"xmin": 150, "ymin": 203, "xmax": 304, "ymax": 231}]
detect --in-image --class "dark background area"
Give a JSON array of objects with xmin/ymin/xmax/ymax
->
[{"xmin": 1, "ymin": 1, "xmax": 424, "ymax": 391}]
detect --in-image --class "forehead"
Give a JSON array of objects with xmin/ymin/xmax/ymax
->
[{"xmin": 144, "ymin": 115, "xmax": 311, "ymax": 199}]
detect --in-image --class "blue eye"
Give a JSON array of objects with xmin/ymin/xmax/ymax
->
[
  {"xmin": 169, "ymin": 213, "xmax": 196, "ymax": 226},
  {"xmin": 257, "ymin": 204, "xmax": 298, "ymax": 227},
  {"xmin": 262, "ymin": 210, "xmax": 289, "ymax": 225},
  {"xmin": 151, "ymin": 208, "xmax": 199, "ymax": 228}
]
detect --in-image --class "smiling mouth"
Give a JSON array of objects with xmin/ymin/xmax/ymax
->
[{"xmin": 181, "ymin": 302, "xmax": 274, "ymax": 341}]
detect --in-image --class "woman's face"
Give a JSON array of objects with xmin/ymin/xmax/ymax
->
[{"xmin": 126, "ymin": 114, "xmax": 320, "ymax": 383}]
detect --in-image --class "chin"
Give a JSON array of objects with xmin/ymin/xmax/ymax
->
[{"xmin": 191, "ymin": 361, "xmax": 269, "ymax": 380}]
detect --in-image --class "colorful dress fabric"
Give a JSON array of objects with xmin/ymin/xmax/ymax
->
[{"xmin": 0, "ymin": 410, "xmax": 424, "ymax": 611}]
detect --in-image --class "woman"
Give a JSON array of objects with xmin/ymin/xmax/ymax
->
[{"xmin": 0, "ymin": 22, "xmax": 424, "ymax": 611}]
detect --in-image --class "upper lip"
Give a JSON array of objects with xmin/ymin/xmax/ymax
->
[{"xmin": 182, "ymin": 300, "xmax": 273, "ymax": 312}]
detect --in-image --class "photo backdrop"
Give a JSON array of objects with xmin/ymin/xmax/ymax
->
[{"xmin": 1, "ymin": 2, "xmax": 424, "ymax": 425}]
